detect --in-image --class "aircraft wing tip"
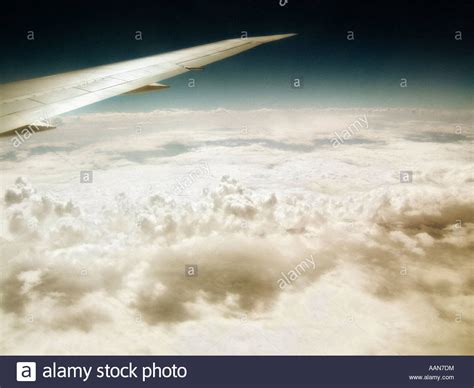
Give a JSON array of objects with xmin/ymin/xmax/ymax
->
[{"xmin": 252, "ymin": 33, "xmax": 298, "ymax": 43}]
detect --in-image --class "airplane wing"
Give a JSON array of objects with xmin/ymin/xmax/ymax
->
[{"xmin": 0, "ymin": 33, "xmax": 295, "ymax": 135}]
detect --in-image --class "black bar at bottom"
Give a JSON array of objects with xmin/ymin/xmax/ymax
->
[{"xmin": 2, "ymin": 356, "xmax": 472, "ymax": 387}]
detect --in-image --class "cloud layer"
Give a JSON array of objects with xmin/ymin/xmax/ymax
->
[{"xmin": 0, "ymin": 107, "xmax": 472, "ymax": 354}]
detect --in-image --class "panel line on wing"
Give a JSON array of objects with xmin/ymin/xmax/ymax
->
[{"xmin": 176, "ymin": 41, "xmax": 253, "ymax": 67}]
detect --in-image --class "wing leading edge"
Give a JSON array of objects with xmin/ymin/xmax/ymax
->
[{"xmin": 0, "ymin": 33, "xmax": 296, "ymax": 135}]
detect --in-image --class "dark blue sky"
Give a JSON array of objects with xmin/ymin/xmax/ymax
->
[{"xmin": 0, "ymin": 0, "xmax": 472, "ymax": 110}]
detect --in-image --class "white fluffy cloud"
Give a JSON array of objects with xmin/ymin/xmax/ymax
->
[{"xmin": 0, "ymin": 107, "xmax": 472, "ymax": 355}]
